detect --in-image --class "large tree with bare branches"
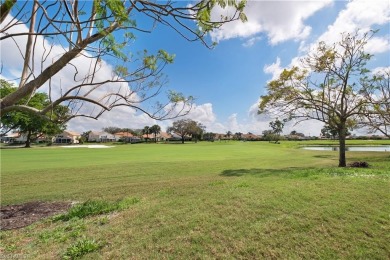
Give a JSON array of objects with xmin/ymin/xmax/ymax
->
[
  {"xmin": 0, "ymin": 0, "xmax": 246, "ymax": 122},
  {"xmin": 259, "ymin": 31, "xmax": 379, "ymax": 167}
]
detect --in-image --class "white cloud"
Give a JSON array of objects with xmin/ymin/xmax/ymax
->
[
  {"xmin": 263, "ymin": 57, "xmax": 283, "ymax": 80},
  {"xmin": 265, "ymin": 0, "xmax": 390, "ymax": 80},
  {"xmin": 159, "ymin": 102, "xmax": 220, "ymax": 132},
  {"xmin": 372, "ymin": 66, "xmax": 390, "ymax": 75},
  {"xmin": 161, "ymin": 102, "xmax": 261, "ymax": 135},
  {"xmin": 185, "ymin": 103, "xmax": 216, "ymax": 124},
  {"xmin": 177, "ymin": 0, "xmax": 390, "ymax": 137},
  {"xmin": 242, "ymin": 36, "xmax": 262, "ymax": 47},
  {"xmin": 157, "ymin": 99, "xmax": 325, "ymax": 136},
  {"xmin": 227, "ymin": 113, "xmax": 241, "ymax": 132},
  {"xmin": 311, "ymin": 0, "xmax": 390, "ymax": 52},
  {"xmin": 365, "ymin": 36, "xmax": 390, "ymax": 54},
  {"xmin": 210, "ymin": 0, "xmax": 333, "ymax": 45},
  {"xmin": 247, "ymin": 99, "xmax": 324, "ymax": 136}
]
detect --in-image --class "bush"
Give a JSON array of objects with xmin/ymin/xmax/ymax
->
[
  {"xmin": 349, "ymin": 161, "xmax": 370, "ymax": 168},
  {"xmin": 54, "ymin": 197, "xmax": 140, "ymax": 221},
  {"xmin": 63, "ymin": 238, "xmax": 102, "ymax": 259}
]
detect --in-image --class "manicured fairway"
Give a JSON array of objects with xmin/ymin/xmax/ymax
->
[{"xmin": 1, "ymin": 141, "xmax": 389, "ymax": 259}]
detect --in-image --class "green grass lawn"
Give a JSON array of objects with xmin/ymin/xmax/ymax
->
[{"xmin": 1, "ymin": 141, "xmax": 389, "ymax": 259}]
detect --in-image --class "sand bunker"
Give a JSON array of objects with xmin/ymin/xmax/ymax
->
[{"xmin": 61, "ymin": 145, "xmax": 114, "ymax": 148}]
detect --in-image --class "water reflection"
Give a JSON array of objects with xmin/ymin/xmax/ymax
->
[{"xmin": 302, "ymin": 146, "xmax": 390, "ymax": 152}]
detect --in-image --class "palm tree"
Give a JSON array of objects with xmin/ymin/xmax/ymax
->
[
  {"xmin": 150, "ymin": 124, "xmax": 161, "ymax": 143},
  {"xmin": 142, "ymin": 126, "xmax": 150, "ymax": 142}
]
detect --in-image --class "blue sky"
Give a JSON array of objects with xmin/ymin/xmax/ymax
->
[
  {"xmin": 1, "ymin": 0, "xmax": 390, "ymax": 136},
  {"xmin": 125, "ymin": 0, "xmax": 390, "ymax": 135}
]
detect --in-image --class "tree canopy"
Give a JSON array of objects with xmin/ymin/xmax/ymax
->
[
  {"xmin": 268, "ymin": 118, "xmax": 285, "ymax": 143},
  {"xmin": 0, "ymin": 0, "xmax": 246, "ymax": 122},
  {"xmin": 259, "ymin": 30, "xmax": 383, "ymax": 167},
  {"xmin": 149, "ymin": 124, "xmax": 161, "ymax": 143},
  {"xmin": 360, "ymin": 69, "xmax": 390, "ymax": 138},
  {"xmin": 0, "ymin": 80, "xmax": 68, "ymax": 147},
  {"xmin": 167, "ymin": 118, "xmax": 204, "ymax": 144}
]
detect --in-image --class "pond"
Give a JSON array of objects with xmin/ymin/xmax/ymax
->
[{"xmin": 302, "ymin": 146, "xmax": 390, "ymax": 152}]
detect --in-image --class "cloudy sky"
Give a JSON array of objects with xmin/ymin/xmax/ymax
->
[{"xmin": 1, "ymin": 0, "xmax": 389, "ymax": 136}]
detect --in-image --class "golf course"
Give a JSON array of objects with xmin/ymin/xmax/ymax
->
[{"xmin": 1, "ymin": 140, "xmax": 389, "ymax": 259}]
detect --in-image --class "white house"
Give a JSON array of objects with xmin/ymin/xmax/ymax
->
[
  {"xmin": 88, "ymin": 131, "xmax": 116, "ymax": 142},
  {"xmin": 0, "ymin": 132, "xmax": 27, "ymax": 143},
  {"xmin": 53, "ymin": 131, "xmax": 81, "ymax": 144}
]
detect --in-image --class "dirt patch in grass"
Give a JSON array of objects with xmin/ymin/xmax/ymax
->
[{"xmin": 0, "ymin": 201, "xmax": 71, "ymax": 230}]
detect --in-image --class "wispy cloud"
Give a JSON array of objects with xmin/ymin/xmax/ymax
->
[{"xmin": 242, "ymin": 36, "xmax": 262, "ymax": 47}]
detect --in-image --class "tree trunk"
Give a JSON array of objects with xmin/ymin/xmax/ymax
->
[
  {"xmin": 338, "ymin": 123, "xmax": 347, "ymax": 167},
  {"xmin": 181, "ymin": 137, "xmax": 185, "ymax": 144},
  {"xmin": 25, "ymin": 130, "xmax": 32, "ymax": 148}
]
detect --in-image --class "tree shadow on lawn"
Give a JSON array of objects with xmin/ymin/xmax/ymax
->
[
  {"xmin": 220, "ymin": 167, "xmax": 307, "ymax": 178},
  {"xmin": 313, "ymin": 154, "xmax": 334, "ymax": 159}
]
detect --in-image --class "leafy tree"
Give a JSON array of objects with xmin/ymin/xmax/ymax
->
[
  {"xmin": 149, "ymin": 124, "xmax": 161, "ymax": 143},
  {"xmin": 131, "ymin": 129, "xmax": 143, "ymax": 138},
  {"xmin": 1, "ymin": 80, "xmax": 68, "ymax": 147},
  {"xmin": 188, "ymin": 121, "xmax": 205, "ymax": 143},
  {"xmin": 120, "ymin": 128, "xmax": 133, "ymax": 133},
  {"xmin": 259, "ymin": 31, "xmax": 378, "ymax": 167},
  {"xmin": 320, "ymin": 124, "xmax": 350, "ymax": 140},
  {"xmin": 321, "ymin": 125, "xmax": 335, "ymax": 139},
  {"xmin": 225, "ymin": 131, "xmax": 232, "ymax": 140},
  {"xmin": 80, "ymin": 131, "xmax": 92, "ymax": 144},
  {"xmin": 233, "ymin": 132, "xmax": 242, "ymax": 140},
  {"xmin": 288, "ymin": 130, "xmax": 305, "ymax": 140},
  {"xmin": 167, "ymin": 119, "xmax": 202, "ymax": 144},
  {"xmin": 0, "ymin": 0, "xmax": 246, "ymax": 121},
  {"xmin": 269, "ymin": 119, "xmax": 284, "ymax": 143},
  {"xmin": 360, "ymin": 69, "xmax": 390, "ymax": 138},
  {"xmin": 81, "ymin": 131, "xmax": 91, "ymax": 140},
  {"xmin": 102, "ymin": 127, "xmax": 123, "ymax": 134},
  {"xmin": 262, "ymin": 130, "xmax": 275, "ymax": 142},
  {"xmin": 289, "ymin": 130, "xmax": 304, "ymax": 138}
]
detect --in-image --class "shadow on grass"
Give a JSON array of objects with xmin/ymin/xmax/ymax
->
[
  {"xmin": 313, "ymin": 154, "xmax": 333, "ymax": 159},
  {"xmin": 0, "ymin": 145, "xmax": 26, "ymax": 149},
  {"xmin": 220, "ymin": 167, "xmax": 305, "ymax": 178}
]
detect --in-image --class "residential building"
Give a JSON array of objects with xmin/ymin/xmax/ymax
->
[
  {"xmin": 88, "ymin": 131, "xmax": 116, "ymax": 142},
  {"xmin": 114, "ymin": 132, "xmax": 141, "ymax": 143},
  {"xmin": 0, "ymin": 132, "xmax": 26, "ymax": 143},
  {"xmin": 53, "ymin": 131, "xmax": 81, "ymax": 144}
]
